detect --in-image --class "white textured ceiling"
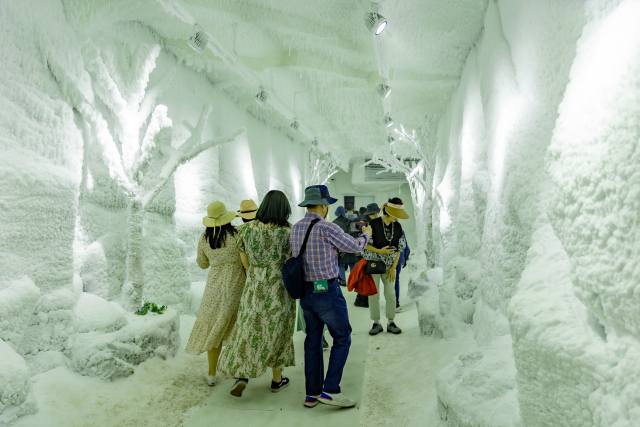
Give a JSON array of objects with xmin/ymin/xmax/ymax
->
[{"xmin": 62, "ymin": 0, "xmax": 488, "ymax": 161}]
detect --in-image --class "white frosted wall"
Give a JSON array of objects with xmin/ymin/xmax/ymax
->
[
  {"xmin": 430, "ymin": 0, "xmax": 640, "ymax": 426},
  {"xmin": 545, "ymin": 1, "xmax": 640, "ymax": 424},
  {"xmin": 0, "ymin": 1, "xmax": 83, "ymax": 293}
]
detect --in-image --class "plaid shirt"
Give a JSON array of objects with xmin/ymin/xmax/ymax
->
[{"xmin": 291, "ymin": 212, "xmax": 370, "ymax": 281}]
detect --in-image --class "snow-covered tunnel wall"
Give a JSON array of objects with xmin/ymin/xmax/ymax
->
[
  {"xmin": 428, "ymin": 1, "xmax": 640, "ymax": 426},
  {"xmin": 0, "ymin": 0, "xmax": 308, "ymax": 421}
]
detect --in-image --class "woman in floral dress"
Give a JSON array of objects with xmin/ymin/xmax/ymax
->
[
  {"xmin": 219, "ymin": 190, "xmax": 296, "ymax": 397},
  {"xmin": 185, "ymin": 201, "xmax": 246, "ymax": 386}
]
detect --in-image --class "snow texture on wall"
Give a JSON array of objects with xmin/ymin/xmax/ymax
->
[
  {"xmin": 0, "ymin": 339, "xmax": 37, "ymax": 425},
  {"xmin": 425, "ymin": 0, "xmax": 640, "ymax": 426}
]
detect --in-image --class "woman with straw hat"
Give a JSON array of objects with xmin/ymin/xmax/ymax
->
[
  {"xmin": 361, "ymin": 197, "xmax": 410, "ymax": 336},
  {"xmin": 185, "ymin": 201, "xmax": 246, "ymax": 386},
  {"xmin": 236, "ymin": 199, "xmax": 258, "ymax": 224},
  {"xmin": 219, "ymin": 190, "xmax": 296, "ymax": 397}
]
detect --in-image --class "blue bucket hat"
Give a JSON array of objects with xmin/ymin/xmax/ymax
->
[
  {"xmin": 334, "ymin": 206, "xmax": 346, "ymax": 217},
  {"xmin": 298, "ymin": 185, "xmax": 338, "ymax": 207}
]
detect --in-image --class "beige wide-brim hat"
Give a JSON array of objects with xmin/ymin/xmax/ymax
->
[
  {"xmin": 384, "ymin": 202, "xmax": 410, "ymax": 220},
  {"xmin": 237, "ymin": 199, "xmax": 258, "ymax": 219},
  {"xmin": 203, "ymin": 201, "xmax": 237, "ymax": 227}
]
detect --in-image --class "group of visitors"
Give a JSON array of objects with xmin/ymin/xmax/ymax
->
[
  {"xmin": 333, "ymin": 202, "xmax": 411, "ymax": 314},
  {"xmin": 185, "ymin": 184, "xmax": 410, "ymax": 409}
]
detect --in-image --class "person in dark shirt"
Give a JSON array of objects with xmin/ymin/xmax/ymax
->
[
  {"xmin": 332, "ymin": 206, "xmax": 358, "ymax": 286},
  {"xmin": 353, "ymin": 203, "xmax": 381, "ymax": 308},
  {"xmin": 361, "ymin": 198, "xmax": 410, "ymax": 335}
]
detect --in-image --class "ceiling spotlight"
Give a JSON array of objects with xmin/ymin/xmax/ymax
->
[
  {"xmin": 311, "ymin": 138, "xmax": 319, "ymax": 147},
  {"xmin": 187, "ymin": 24, "xmax": 208, "ymax": 54},
  {"xmin": 376, "ymin": 82, "xmax": 391, "ymax": 99},
  {"xmin": 255, "ymin": 86, "xmax": 268, "ymax": 106},
  {"xmin": 387, "ymin": 134, "xmax": 395, "ymax": 145},
  {"xmin": 290, "ymin": 118, "xmax": 300, "ymax": 131},
  {"xmin": 384, "ymin": 114, "xmax": 394, "ymax": 128},
  {"xmin": 364, "ymin": 11, "xmax": 387, "ymax": 35}
]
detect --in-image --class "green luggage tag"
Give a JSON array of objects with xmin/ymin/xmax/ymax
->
[{"xmin": 313, "ymin": 280, "xmax": 328, "ymax": 293}]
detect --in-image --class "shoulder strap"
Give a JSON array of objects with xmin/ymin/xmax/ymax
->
[{"xmin": 299, "ymin": 218, "xmax": 321, "ymax": 258}]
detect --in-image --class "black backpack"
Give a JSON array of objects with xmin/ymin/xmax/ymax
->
[{"xmin": 282, "ymin": 219, "xmax": 320, "ymax": 299}]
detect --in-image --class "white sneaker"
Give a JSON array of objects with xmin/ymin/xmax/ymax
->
[
  {"xmin": 395, "ymin": 305, "xmax": 403, "ymax": 313},
  {"xmin": 319, "ymin": 392, "xmax": 356, "ymax": 408},
  {"xmin": 204, "ymin": 374, "xmax": 217, "ymax": 386}
]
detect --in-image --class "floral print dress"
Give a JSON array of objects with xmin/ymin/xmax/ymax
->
[
  {"xmin": 185, "ymin": 232, "xmax": 246, "ymax": 354},
  {"xmin": 218, "ymin": 221, "xmax": 296, "ymax": 378}
]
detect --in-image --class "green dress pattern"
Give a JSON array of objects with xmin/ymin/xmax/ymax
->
[{"xmin": 218, "ymin": 220, "xmax": 296, "ymax": 378}]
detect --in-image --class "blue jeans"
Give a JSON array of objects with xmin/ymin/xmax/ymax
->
[
  {"xmin": 395, "ymin": 263, "xmax": 402, "ymax": 305},
  {"xmin": 338, "ymin": 263, "xmax": 355, "ymax": 283},
  {"xmin": 300, "ymin": 278, "xmax": 352, "ymax": 395}
]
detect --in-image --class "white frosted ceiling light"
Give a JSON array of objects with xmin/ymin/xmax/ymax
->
[
  {"xmin": 364, "ymin": 12, "xmax": 387, "ymax": 35},
  {"xmin": 387, "ymin": 134, "xmax": 395, "ymax": 145},
  {"xmin": 376, "ymin": 82, "xmax": 391, "ymax": 99},
  {"xmin": 311, "ymin": 138, "xmax": 319, "ymax": 147},
  {"xmin": 384, "ymin": 114, "xmax": 394, "ymax": 128},
  {"xmin": 290, "ymin": 118, "xmax": 300, "ymax": 131},
  {"xmin": 187, "ymin": 24, "xmax": 208, "ymax": 54},
  {"xmin": 255, "ymin": 86, "xmax": 268, "ymax": 106}
]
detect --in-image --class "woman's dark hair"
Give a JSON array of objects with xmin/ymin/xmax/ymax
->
[
  {"xmin": 241, "ymin": 217, "xmax": 255, "ymax": 223},
  {"xmin": 256, "ymin": 190, "xmax": 292, "ymax": 227},
  {"xmin": 204, "ymin": 223, "xmax": 237, "ymax": 249},
  {"xmin": 383, "ymin": 197, "xmax": 403, "ymax": 216}
]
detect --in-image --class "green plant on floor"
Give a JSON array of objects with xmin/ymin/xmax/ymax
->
[{"xmin": 135, "ymin": 301, "xmax": 167, "ymax": 316}]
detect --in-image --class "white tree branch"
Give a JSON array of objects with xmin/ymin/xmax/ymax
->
[
  {"xmin": 132, "ymin": 104, "xmax": 173, "ymax": 179},
  {"xmin": 46, "ymin": 55, "xmax": 133, "ymax": 194},
  {"xmin": 138, "ymin": 66, "xmax": 176, "ymax": 126},
  {"xmin": 180, "ymin": 103, "xmax": 213, "ymax": 155},
  {"xmin": 81, "ymin": 41, "xmax": 127, "ymax": 119},
  {"xmin": 141, "ymin": 127, "xmax": 246, "ymax": 208},
  {"xmin": 129, "ymin": 44, "xmax": 162, "ymax": 109}
]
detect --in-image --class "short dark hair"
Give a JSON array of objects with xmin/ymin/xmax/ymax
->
[
  {"xmin": 256, "ymin": 190, "xmax": 292, "ymax": 227},
  {"xmin": 359, "ymin": 207, "xmax": 366, "ymax": 215},
  {"xmin": 204, "ymin": 223, "xmax": 237, "ymax": 249},
  {"xmin": 383, "ymin": 197, "xmax": 403, "ymax": 216}
]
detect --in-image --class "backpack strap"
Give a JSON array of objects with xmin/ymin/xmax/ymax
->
[{"xmin": 299, "ymin": 218, "xmax": 321, "ymax": 258}]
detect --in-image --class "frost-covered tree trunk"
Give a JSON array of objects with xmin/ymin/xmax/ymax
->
[
  {"xmin": 123, "ymin": 199, "xmax": 144, "ymax": 306},
  {"xmin": 47, "ymin": 40, "xmax": 246, "ymax": 310}
]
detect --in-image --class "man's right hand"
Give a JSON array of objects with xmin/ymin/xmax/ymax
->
[
  {"xmin": 379, "ymin": 246, "xmax": 395, "ymax": 254},
  {"xmin": 361, "ymin": 224, "xmax": 372, "ymax": 236}
]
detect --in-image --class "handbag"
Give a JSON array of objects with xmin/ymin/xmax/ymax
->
[
  {"xmin": 282, "ymin": 218, "xmax": 320, "ymax": 299},
  {"xmin": 364, "ymin": 257, "xmax": 387, "ymax": 275}
]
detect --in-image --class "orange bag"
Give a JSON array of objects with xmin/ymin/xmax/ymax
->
[{"xmin": 347, "ymin": 259, "xmax": 378, "ymax": 296}]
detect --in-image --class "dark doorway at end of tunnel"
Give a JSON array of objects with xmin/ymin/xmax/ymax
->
[{"xmin": 344, "ymin": 196, "xmax": 354, "ymax": 210}]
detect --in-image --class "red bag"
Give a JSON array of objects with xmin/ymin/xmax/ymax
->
[{"xmin": 347, "ymin": 259, "xmax": 378, "ymax": 296}]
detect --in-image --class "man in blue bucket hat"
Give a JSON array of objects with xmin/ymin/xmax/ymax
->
[{"xmin": 290, "ymin": 185, "xmax": 372, "ymax": 408}]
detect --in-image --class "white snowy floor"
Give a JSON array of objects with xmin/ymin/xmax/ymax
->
[{"xmin": 12, "ymin": 274, "xmax": 474, "ymax": 427}]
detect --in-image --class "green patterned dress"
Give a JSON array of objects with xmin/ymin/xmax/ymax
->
[{"xmin": 218, "ymin": 220, "xmax": 296, "ymax": 378}]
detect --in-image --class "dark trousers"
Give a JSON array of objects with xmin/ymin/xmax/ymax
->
[
  {"xmin": 300, "ymin": 279, "xmax": 352, "ymax": 395},
  {"xmin": 395, "ymin": 263, "xmax": 402, "ymax": 305}
]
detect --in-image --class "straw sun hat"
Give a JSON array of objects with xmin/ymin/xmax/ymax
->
[
  {"xmin": 203, "ymin": 201, "xmax": 236, "ymax": 227},
  {"xmin": 237, "ymin": 199, "xmax": 258, "ymax": 220},
  {"xmin": 382, "ymin": 202, "xmax": 410, "ymax": 220}
]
